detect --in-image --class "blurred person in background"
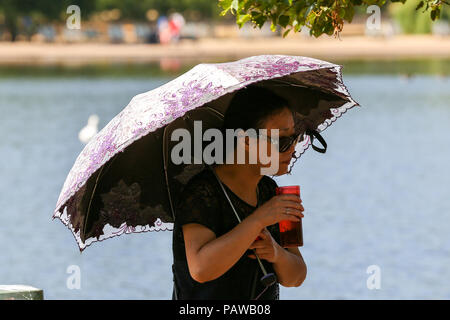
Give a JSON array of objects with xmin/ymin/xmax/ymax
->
[{"xmin": 169, "ymin": 12, "xmax": 185, "ymax": 43}]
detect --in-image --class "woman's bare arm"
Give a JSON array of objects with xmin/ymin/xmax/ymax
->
[
  {"xmin": 182, "ymin": 194, "xmax": 303, "ymax": 283},
  {"xmin": 182, "ymin": 214, "xmax": 263, "ymax": 283},
  {"xmin": 273, "ymin": 246, "xmax": 307, "ymax": 287}
]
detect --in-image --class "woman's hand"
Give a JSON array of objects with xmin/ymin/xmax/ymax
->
[
  {"xmin": 247, "ymin": 228, "xmax": 280, "ymax": 263},
  {"xmin": 251, "ymin": 194, "xmax": 304, "ymax": 228}
]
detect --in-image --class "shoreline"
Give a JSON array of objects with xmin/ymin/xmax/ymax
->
[{"xmin": 0, "ymin": 35, "xmax": 449, "ymax": 65}]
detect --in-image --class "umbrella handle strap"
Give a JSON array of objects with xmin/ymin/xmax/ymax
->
[{"xmin": 305, "ymin": 129, "xmax": 327, "ymax": 153}]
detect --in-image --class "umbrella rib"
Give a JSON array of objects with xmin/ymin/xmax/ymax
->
[
  {"xmin": 82, "ymin": 154, "xmax": 117, "ymax": 241},
  {"xmin": 269, "ymin": 79, "xmax": 309, "ymax": 88},
  {"xmin": 202, "ymin": 106, "xmax": 224, "ymax": 119},
  {"xmin": 83, "ymin": 164, "xmax": 104, "ymax": 241},
  {"xmin": 163, "ymin": 124, "xmax": 176, "ymax": 222}
]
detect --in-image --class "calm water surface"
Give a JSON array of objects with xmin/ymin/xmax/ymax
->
[{"xmin": 0, "ymin": 61, "xmax": 449, "ymax": 299}]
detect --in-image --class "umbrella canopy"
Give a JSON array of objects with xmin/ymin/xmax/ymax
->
[{"xmin": 53, "ymin": 55, "xmax": 359, "ymax": 251}]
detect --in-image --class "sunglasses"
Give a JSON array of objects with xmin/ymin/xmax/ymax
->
[{"xmin": 257, "ymin": 132, "xmax": 303, "ymax": 153}]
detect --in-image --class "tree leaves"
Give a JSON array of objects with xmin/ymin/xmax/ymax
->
[
  {"xmin": 278, "ymin": 14, "xmax": 290, "ymax": 27},
  {"xmin": 231, "ymin": 0, "xmax": 239, "ymax": 13},
  {"xmin": 218, "ymin": 0, "xmax": 449, "ymax": 38}
]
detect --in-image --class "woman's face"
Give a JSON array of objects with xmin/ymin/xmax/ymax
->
[{"xmin": 255, "ymin": 107, "xmax": 298, "ymax": 176}]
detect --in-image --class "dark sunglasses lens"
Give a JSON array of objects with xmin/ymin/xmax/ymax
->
[{"xmin": 279, "ymin": 134, "xmax": 299, "ymax": 153}]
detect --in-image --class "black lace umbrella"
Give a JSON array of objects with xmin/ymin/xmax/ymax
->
[{"xmin": 53, "ymin": 55, "xmax": 359, "ymax": 251}]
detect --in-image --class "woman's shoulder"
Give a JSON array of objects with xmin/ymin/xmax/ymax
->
[
  {"xmin": 185, "ymin": 166, "xmax": 215, "ymax": 184},
  {"xmin": 174, "ymin": 167, "xmax": 223, "ymax": 234},
  {"xmin": 256, "ymin": 175, "xmax": 278, "ymax": 204},
  {"xmin": 181, "ymin": 167, "xmax": 278, "ymax": 199},
  {"xmin": 259, "ymin": 175, "xmax": 278, "ymax": 191},
  {"xmin": 180, "ymin": 166, "xmax": 218, "ymax": 196}
]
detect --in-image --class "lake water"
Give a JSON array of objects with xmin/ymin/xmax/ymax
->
[{"xmin": 0, "ymin": 60, "xmax": 449, "ymax": 299}]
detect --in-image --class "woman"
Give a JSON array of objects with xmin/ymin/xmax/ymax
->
[{"xmin": 171, "ymin": 85, "xmax": 306, "ymax": 300}]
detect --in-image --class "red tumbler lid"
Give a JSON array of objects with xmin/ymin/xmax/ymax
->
[{"xmin": 276, "ymin": 185, "xmax": 300, "ymax": 195}]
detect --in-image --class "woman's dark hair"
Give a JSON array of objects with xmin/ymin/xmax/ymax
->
[
  {"xmin": 222, "ymin": 84, "xmax": 291, "ymax": 132},
  {"xmin": 217, "ymin": 84, "xmax": 293, "ymax": 163}
]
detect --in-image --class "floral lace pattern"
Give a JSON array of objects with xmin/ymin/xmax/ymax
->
[{"xmin": 53, "ymin": 55, "xmax": 359, "ymax": 251}]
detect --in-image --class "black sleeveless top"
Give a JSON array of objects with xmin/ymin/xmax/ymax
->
[{"xmin": 171, "ymin": 166, "xmax": 281, "ymax": 300}]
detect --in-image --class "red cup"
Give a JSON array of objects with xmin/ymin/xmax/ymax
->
[{"xmin": 276, "ymin": 186, "xmax": 303, "ymax": 247}]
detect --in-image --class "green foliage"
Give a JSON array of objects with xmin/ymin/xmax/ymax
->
[
  {"xmin": 0, "ymin": 0, "xmax": 220, "ymax": 21},
  {"xmin": 0, "ymin": 0, "xmax": 96, "ymax": 40},
  {"xmin": 95, "ymin": 0, "xmax": 221, "ymax": 21},
  {"xmin": 390, "ymin": 0, "xmax": 450, "ymax": 33},
  {"xmin": 390, "ymin": 0, "xmax": 431, "ymax": 33},
  {"xmin": 0, "ymin": 0, "xmax": 448, "ymax": 40},
  {"xmin": 0, "ymin": 0, "xmax": 220, "ymax": 41},
  {"xmin": 218, "ymin": 0, "xmax": 450, "ymax": 38},
  {"xmin": 0, "ymin": 0, "xmax": 96, "ymax": 21}
]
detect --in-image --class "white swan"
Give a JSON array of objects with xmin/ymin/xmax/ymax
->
[{"xmin": 78, "ymin": 114, "xmax": 99, "ymax": 144}]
